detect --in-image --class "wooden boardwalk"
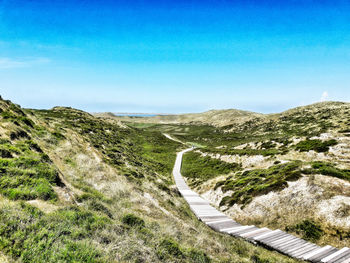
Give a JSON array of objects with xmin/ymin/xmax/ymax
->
[{"xmin": 173, "ymin": 148, "xmax": 350, "ymax": 263}]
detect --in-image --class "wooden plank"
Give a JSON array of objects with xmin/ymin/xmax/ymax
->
[
  {"xmin": 308, "ymin": 248, "xmax": 338, "ymax": 263},
  {"xmin": 269, "ymin": 235, "xmax": 296, "ymax": 246},
  {"xmin": 286, "ymin": 242, "xmax": 314, "ymax": 254},
  {"xmin": 292, "ymin": 245, "xmax": 321, "ymax": 259},
  {"xmin": 339, "ymin": 254, "xmax": 350, "ymax": 263},
  {"xmin": 240, "ymin": 228, "xmax": 271, "ymax": 238},
  {"xmin": 328, "ymin": 251, "xmax": 350, "ymax": 263},
  {"xmin": 303, "ymin": 246, "xmax": 333, "ymax": 260},
  {"xmin": 208, "ymin": 221, "xmax": 240, "ymax": 229},
  {"xmin": 280, "ymin": 242, "xmax": 309, "ymax": 256},
  {"xmin": 303, "ymin": 246, "xmax": 332, "ymax": 260},
  {"xmin": 179, "ymin": 190, "xmax": 198, "ymax": 196},
  {"xmin": 192, "ymin": 208, "xmax": 221, "ymax": 213},
  {"xmin": 200, "ymin": 216, "xmax": 228, "ymax": 223},
  {"xmin": 280, "ymin": 241, "xmax": 309, "ymax": 255},
  {"xmin": 220, "ymin": 225, "xmax": 247, "ymax": 232},
  {"xmin": 184, "ymin": 196, "xmax": 207, "ymax": 202},
  {"xmin": 258, "ymin": 232, "xmax": 287, "ymax": 244},
  {"xmin": 186, "ymin": 198, "xmax": 207, "ymax": 202},
  {"xmin": 227, "ymin": 226, "xmax": 256, "ymax": 235},
  {"xmin": 253, "ymin": 229, "xmax": 282, "ymax": 241},
  {"xmin": 289, "ymin": 244, "xmax": 319, "ymax": 257},
  {"xmin": 223, "ymin": 225, "xmax": 254, "ymax": 234},
  {"xmin": 188, "ymin": 202, "xmax": 210, "ymax": 205},
  {"xmin": 206, "ymin": 219, "xmax": 232, "ymax": 225},
  {"xmin": 261, "ymin": 233, "xmax": 289, "ymax": 245},
  {"xmin": 207, "ymin": 221, "xmax": 241, "ymax": 231},
  {"xmin": 273, "ymin": 236, "xmax": 301, "ymax": 248},
  {"xmin": 276, "ymin": 238, "xmax": 306, "ymax": 252},
  {"xmin": 230, "ymin": 226, "xmax": 259, "ymax": 237},
  {"xmin": 329, "ymin": 250, "xmax": 350, "ymax": 263},
  {"xmin": 270, "ymin": 237, "xmax": 300, "ymax": 252},
  {"xmin": 321, "ymin": 247, "xmax": 350, "ymax": 263}
]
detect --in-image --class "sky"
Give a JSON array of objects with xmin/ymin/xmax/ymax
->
[{"xmin": 0, "ymin": 0, "xmax": 349, "ymax": 113}]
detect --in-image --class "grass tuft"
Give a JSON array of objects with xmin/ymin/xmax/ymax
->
[{"xmin": 121, "ymin": 213, "xmax": 145, "ymax": 228}]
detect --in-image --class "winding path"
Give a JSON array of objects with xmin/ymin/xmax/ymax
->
[{"xmin": 173, "ymin": 148, "xmax": 350, "ymax": 263}]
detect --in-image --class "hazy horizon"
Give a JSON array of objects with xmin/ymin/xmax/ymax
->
[
  {"xmin": 1, "ymin": 93, "xmax": 348, "ymax": 116},
  {"xmin": 1, "ymin": 0, "xmax": 349, "ymax": 113}
]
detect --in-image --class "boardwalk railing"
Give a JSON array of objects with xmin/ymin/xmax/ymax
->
[{"xmin": 173, "ymin": 148, "xmax": 350, "ymax": 263}]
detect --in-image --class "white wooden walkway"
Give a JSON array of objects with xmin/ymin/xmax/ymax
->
[{"xmin": 173, "ymin": 148, "xmax": 350, "ymax": 263}]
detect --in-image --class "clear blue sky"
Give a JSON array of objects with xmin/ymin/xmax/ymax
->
[{"xmin": 0, "ymin": 0, "xmax": 349, "ymax": 113}]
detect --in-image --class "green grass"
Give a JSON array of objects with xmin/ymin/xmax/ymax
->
[
  {"xmin": 1, "ymin": 109, "xmax": 35, "ymax": 129},
  {"xmin": 286, "ymin": 220, "xmax": 323, "ymax": 241},
  {"xmin": 0, "ymin": 203, "xmax": 109, "ymax": 263},
  {"xmin": 295, "ymin": 139, "xmax": 338, "ymax": 152},
  {"xmin": 0, "ymin": 102, "xmax": 63, "ymax": 202},
  {"xmin": 156, "ymin": 238, "xmax": 211, "ymax": 263},
  {"xmin": 181, "ymin": 151, "xmax": 241, "ymax": 186},
  {"xmin": 0, "ymin": 140, "xmax": 61, "ymax": 201},
  {"xmin": 122, "ymin": 213, "xmax": 145, "ymax": 228},
  {"xmin": 303, "ymin": 161, "xmax": 350, "ymax": 181},
  {"xmin": 217, "ymin": 161, "xmax": 302, "ymax": 207}
]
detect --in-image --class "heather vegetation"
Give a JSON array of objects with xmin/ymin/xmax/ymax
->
[
  {"xmin": 295, "ymin": 139, "xmax": 338, "ymax": 153},
  {"xmin": 216, "ymin": 161, "xmax": 302, "ymax": 207},
  {"xmin": 0, "ymin": 104, "xmax": 61, "ymax": 202},
  {"xmin": 0, "ymin": 98, "xmax": 298, "ymax": 263},
  {"xmin": 286, "ymin": 220, "xmax": 324, "ymax": 242},
  {"xmin": 303, "ymin": 161, "xmax": 350, "ymax": 181},
  {"xmin": 181, "ymin": 151, "xmax": 241, "ymax": 187}
]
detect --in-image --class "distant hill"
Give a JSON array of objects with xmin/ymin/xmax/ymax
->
[
  {"xmin": 223, "ymin": 101, "xmax": 350, "ymax": 136},
  {"xmin": 95, "ymin": 101, "xmax": 350, "ymax": 129},
  {"xmin": 95, "ymin": 108, "xmax": 264, "ymax": 127}
]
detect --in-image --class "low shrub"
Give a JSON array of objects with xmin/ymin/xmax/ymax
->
[
  {"xmin": 0, "ymin": 147, "xmax": 13, "ymax": 158},
  {"xmin": 295, "ymin": 139, "xmax": 337, "ymax": 152},
  {"xmin": 302, "ymin": 161, "xmax": 350, "ymax": 181},
  {"xmin": 10, "ymin": 129, "xmax": 30, "ymax": 140},
  {"xmin": 121, "ymin": 213, "xmax": 145, "ymax": 228},
  {"xmin": 187, "ymin": 248, "xmax": 211, "ymax": 263},
  {"xmin": 181, "ymin": 151, "xmax": 241, "ymax": 184},
  {"xmin": 286, "ymin": 220, "xmax": 323, "ymax": 241},
  {"xmin": 218, "ymin": 161, "xmax": 302, "ymax": 206},
  {"xmin": 157, "ymin": 238, "xmax": 183, "ymax": 259}
]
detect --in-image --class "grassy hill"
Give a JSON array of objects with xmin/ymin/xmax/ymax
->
[
  {"xmin": 96, "ymin": 101, "xmax": 350, "ymax": 132},
  {"xmin": 109, "ymin": 101, "xmax": 350, "ymax": 248},
  {"xmin": 0, "ymin": 96, "xmax": 298, "ymax": 263},
  {"xmin": 168, "ymin": 101, "xmax": 350, "ymax": 249}
]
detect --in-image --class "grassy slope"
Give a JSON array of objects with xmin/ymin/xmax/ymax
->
[
  {"xmin": 181, "ymin": 151, "xmax": 241, "ymax": 188},
  {"xmin": 0, "ymin": 97, "xmax": 299, "ymax": 263}
]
